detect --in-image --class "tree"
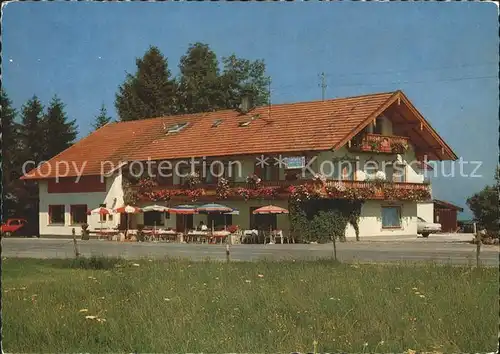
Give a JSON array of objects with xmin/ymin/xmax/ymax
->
[
  {"xmin": 19, "ymin": 95, "xmax": 45, "ymax": 166},
  {"xmin": 92, "ymin": 104, "xmax": 112, "ymax": 130},
  {"xmin": 115, "ymin": 44, "xmax": 271, "ymax": 120},
  {"xmin": 1, "ymin": 89, "xmax": 21, "ymax": 219},
  {"xmin": 43, "ymin": 95, "xmax": 78, "ymax": 160},
  {"xmin": 115, "ymin": 46, "xmax": 178, "ymax": 121},
  {"xmin": 466, "ymin": 168, "xmax": 499, "ymax": 238},
  {"xmin": 177, "ymin": 43, "xmax": 221, "ymax": 114},
  {"xmin": 219, "ymin": 54, "xmax": 270, "ymax": 111}
]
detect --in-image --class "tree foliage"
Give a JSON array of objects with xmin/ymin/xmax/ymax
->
[
  {"xmin": 115, "ymin": 43, "xmax": 271, "ymax": 121},
  {"xmin": 115, "ymin": 46, "xmax": 178, "ymax": 121},
  {"xmin": 466, "ymin": 167, "xmax": 500, "ymax": 237},
  {"xmin": 92, "ymin": 104, "xmax": 113, "ymax": 131},
  {"xmin": 289, "ymin": 199, "xmax": 363, "ymax": 243},
  {"xmin": 1, "ymin": 89, "xmax": 21, "ymax": 220},
  {"xmin": 219, "ymin": 54, "xmax": 270, "ymax": 110},
  {"xmin": 177, "ymin": 43, "xmax": 221, "ymax": 114},
  {"xmin": 43, "ymin": 96, "xmax": 78, "ymax": 161},
  {"xmin": 19, "ymin": 95, "xmax": 45, "ymax": 165}
]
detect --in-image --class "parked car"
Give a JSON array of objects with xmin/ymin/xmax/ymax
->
[
  {"xmin": 1, "ymin": 218, "xmax": 38, "ymax": 238},
  {"xmin": 417, "ymin": 217, "xmax": 442, "ymax": 238}
]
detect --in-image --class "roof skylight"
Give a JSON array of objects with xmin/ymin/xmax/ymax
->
[
  {"xmin": 212, "ymin": 119, "xmax": 223, "ymax": 128},
  {"xmin": 167, "ymin": 122, "xmax": 188, "ymax": 133}
]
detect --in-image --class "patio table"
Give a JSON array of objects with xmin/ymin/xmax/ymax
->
[{"xmin": 211, "ymin": 230, "xmax": 231, "ymax": 244}]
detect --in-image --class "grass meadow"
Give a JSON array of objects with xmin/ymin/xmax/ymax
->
[{"xmin": 2, "ymin": 257, "xmax": 498, "ymax": 353}]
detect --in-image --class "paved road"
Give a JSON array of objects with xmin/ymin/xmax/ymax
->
[{"xmin": 2, "ymin": 237, "xmax": 498, "ymax": 266}]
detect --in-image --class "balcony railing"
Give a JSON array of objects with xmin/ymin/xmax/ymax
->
[{"xmin": 349, "ymin": 133, "xmax": 410, "ymax": 154}]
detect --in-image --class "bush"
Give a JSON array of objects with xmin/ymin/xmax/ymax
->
[
  {"xmin": 136, "ymin": 224, "xmax": 145, "ymax": 242},
  {"xmin": 81, "ymin": 223, "xmax": 90, "ymax": 240},
  {"xmin": 61, "ymin": 256, "xmax": 123, "ymax": 270}
]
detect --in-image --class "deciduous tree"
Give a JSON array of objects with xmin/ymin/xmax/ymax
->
[{"xmin": 466, "ymin": 168, "xmax": 500, "ymax": 237}]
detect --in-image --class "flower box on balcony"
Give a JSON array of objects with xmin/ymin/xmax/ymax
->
[{"xmin": 350, "ymin": 134, "xmax": 409, "ymax": 154}]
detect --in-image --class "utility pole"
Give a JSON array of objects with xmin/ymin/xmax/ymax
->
[{"xmin": 319, "ymin": 72, "xmax": 327, "ymax": 101}]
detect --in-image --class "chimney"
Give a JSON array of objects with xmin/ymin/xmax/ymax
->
[{"xmin": 239, "ymin": 95, "xmax": 253, "ymax": 114}]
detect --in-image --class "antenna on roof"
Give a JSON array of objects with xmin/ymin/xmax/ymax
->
[
  {"xmin": 318, "ymin": 72, "xmax": 327, "ymax": 101},
  {"xmin": 267, "ymin": 76, "xmax": 272, "ymax": 120}
]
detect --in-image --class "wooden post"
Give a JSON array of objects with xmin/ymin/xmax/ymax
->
[
  {"xmin": 226, "ymin": 243, "xmax": 230, "ymax": 263},
  {"xmin": 72, "ymin": 228, "xmax": 80, "ymax": 258},
  {"xmin": 332, "ymin": 235, "xmax": 337, "ymax": 261},
  {"xmin": 474, "ymin": 222, "xmax": 481, "ymax": 268}
]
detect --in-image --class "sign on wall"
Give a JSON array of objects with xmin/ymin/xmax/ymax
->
[{"xmin": 284, "ymin": 156, "xmax": 306, "ymax": 169}]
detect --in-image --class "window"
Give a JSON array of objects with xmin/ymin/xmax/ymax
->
[
  {"xmin": 238, "ymin": 120, "xmax": 251, "ymax": 127},
  {"xmin": 255, "ymin": 162, "xmax": 279, "ymax": 181},
  {"xmin": 392, "ymin": 164, "xmax": 406, "ymax": 182},
  {"xmin": 49, "ymin": 205, "xmax": 65, "ymax": 224},
  {"xmin": 212, "ymin": 119, "xmax": 223, "ymax": 128},
  {"xmin": 334, "ymin": 161, "xmax": 355, "ymax": 181},
  {"xmin": 364, "ymin": 160, "xmax": 379, "ymax": 179},
  {"xmin": 70, "ymin": 205, "xmax": 87, "ymax": 224},
  {"xmin": 144, "ymin": 211, "xmax": 164, "ymax": 226},
  {"xmin": 417, "ymin": 217, "xmax": 426, "ymax": 222},
  {"xmin": 373, "ymin": 117, "xmax": 384, "ymax": 135},
  {"xmin": 167, "ymin": 122, "xmax": 188, "ymax": 133},
  {"xmin": 10, "ymin": 220, "xmax": 20, "ymax": 226},
  {"xmin": 381, "ymin": 206, "xmax": 401, "ymax": 228}
]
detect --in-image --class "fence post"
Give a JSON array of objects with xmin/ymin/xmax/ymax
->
[
  {"xmin": 72, "ymin": 228, "xmax": 80, "ymax": 258},
  {"xmin": 474, "ymin": 223, "xmax": 481, "ymax": 268},
  {"xmin": 226, "ymin": 242, "xmax": 230, "ymax": 263},
  {"xmin": 332, "ymin": 236, "xmax": 337, "ymax": 261}
]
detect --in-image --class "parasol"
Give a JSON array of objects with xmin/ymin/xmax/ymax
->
[
  {"xmin": 87, "ymin": 207, "xmax": 114, "ymax": 238},
  {"xmin": 252, "ymin": 205, "xmax": 289, "ymax": 244}
]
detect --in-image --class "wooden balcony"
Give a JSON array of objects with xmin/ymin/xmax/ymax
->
[
  {"xmin": 349, "ymin": 133, "xmax": 410, "ymax": 154},
  {"xmin": 131, "ymin": 178, "xmax": 430, "ymax": 202}
]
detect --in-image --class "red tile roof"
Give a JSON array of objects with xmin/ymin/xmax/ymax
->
[{"xmin": 22, "ymin": 90, "xmax": 455, "ymax": 179}]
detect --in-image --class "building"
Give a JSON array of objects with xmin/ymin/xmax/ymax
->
[
  {"xmin": 433, "ymin": 199, "xmax": 464, "ymax": 233},
  {"xmin": 22, "ymin": 90, "xmax": 457, "ymax": 238}
]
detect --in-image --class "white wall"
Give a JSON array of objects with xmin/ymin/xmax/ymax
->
[
  {"xmin": 417, "ymin": 202, "xmax": 434, "ymax": 223},
  {"xmin": 39, "ymin": 173, "xmax": 124, "ymax": 236},
  {"xmin": 345, "ymin": 200, "xmax": 418, "ymax": 238}
]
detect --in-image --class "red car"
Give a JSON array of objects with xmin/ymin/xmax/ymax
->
[{"xmin": 1, "ymin": 218, "xmax": 30, "ymax": 237}]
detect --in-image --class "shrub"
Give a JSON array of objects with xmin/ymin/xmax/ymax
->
[
  {"xmin": 67, "ymin": 256, "xmax": 123, "ymax": 270},
  {"xmin": 81, "ymin": 223, "xmax": 90, "ymax": 240}
]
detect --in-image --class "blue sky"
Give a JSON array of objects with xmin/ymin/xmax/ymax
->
[{"xmin": 3, "ymin": 2, "xmax": 499, "ymax": 217}]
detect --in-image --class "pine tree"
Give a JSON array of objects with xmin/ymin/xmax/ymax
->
[
  {"xmin": 92, "ymin": 104, "xmax": 112, "ymax": 130},
  {"xmin": 115, "ymin": 46, "xmax": 178, "ymax": 121},
  {"xmin": 177, "ymin": 43, "xmax": 222, "ymax": 113},
  {"xmin": 19, "ymin": 95, "xmax": 45, "ymax": 166},
  {"xmin": 43, "ymin": 95, "xmax": 78, "ymax": 160},
  {"xmin": 1, "ymin": 89, "xmax": 21, "ymax": 219}
]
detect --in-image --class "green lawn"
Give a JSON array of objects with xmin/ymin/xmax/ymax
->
[{"xmin": 2, "ymin": 257, "xmax": 498, "ymax": 353}]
